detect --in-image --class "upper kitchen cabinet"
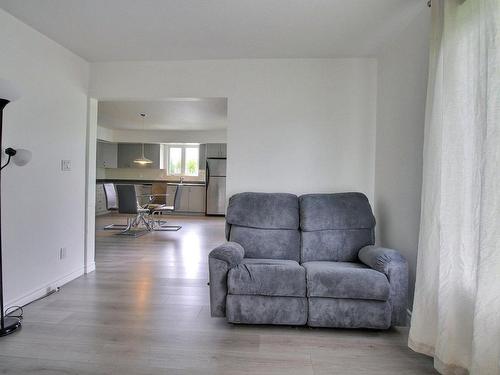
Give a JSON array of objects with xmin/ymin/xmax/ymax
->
[
  {"xmin": 198, "ymin": 144, "xmax": 207, "ymax": 169},
  {"xmin": 96, "ymin": 141, "xmax": 118, "ymax": 168},
  {"xmin": 117, "ymin": 143, "xmax": 161, "ymax": 168},
  {"xmin": 220, "ymin": 143, "xmax": 227, "ymax": 157},
  {"xmin": 205, "ymin": 143, "xmax": 227, "ymax": 158}
]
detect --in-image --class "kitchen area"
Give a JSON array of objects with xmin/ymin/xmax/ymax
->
[
  {"xmin": 94, "ymin": 98, "xmax": 228, "ymax": 220},
  {"xmin": 95, "ymin": 142, "xmax": 227, "ymax": 217}
]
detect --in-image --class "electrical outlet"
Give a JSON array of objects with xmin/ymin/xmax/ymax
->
[
  {"xmin": 61, "ymin": 160, "xmax": 71, "ymax": 171},
  {"xmin": 59, "ymin": 247, "xmax": 67, "ymax": 260}
]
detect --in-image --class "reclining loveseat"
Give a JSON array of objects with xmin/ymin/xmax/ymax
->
[{"xmin": 208, "ymin": 192, "xmax": 408, "ymax": 329}]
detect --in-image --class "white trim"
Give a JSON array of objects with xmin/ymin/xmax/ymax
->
[
  {"xmin": 4, "ymin": 266, "xmax": 85, "ymax": 312},
  {"xmin": 84, "ymin": 98, "xmax": 98, "ymax": 274},
  {"xmin": 85, "ymin": 261, "xmax": 96, "ymax": 274}
]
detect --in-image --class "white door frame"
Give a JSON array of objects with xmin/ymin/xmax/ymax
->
[{"xmin": 84, "ymin": 97, "xmax": 98, "ymax": 273}]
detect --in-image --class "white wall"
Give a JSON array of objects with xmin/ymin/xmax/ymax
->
[
  {"xmin": 97, "ymin": 126, "xmax": 227, "ymax": 144},
  {"xmin": 90, "ymin": 59, "xmax": 377, "ymax": 201},
  {"xmin": 96, "ymin": 125, "xmax": 114, "ymax": 142},
  {"xmin": 1, "ymin": 4, "xmax": 429, "ymax": 312},
  {"xmin": 0, "ymin": 9, "xmax": 90, "ymax": 308},
  {"xmin": 374, "ymin": 4, "xmax": 430, "ymax": 303}
]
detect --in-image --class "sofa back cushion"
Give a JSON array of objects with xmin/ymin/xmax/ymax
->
[
  {"xmin": 299, "ymin": 193, "xmax": 375, "ymax": 262},
  {"xmin": 226, "ymin": 192, "xmax": 301, "ymax": 262}
]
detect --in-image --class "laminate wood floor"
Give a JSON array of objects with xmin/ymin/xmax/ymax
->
[{"xmin": 0, "ymin": 215, "xmax": 436, "ymax": 374}]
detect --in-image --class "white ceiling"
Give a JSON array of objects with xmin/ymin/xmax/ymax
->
[
  {"xmin": 0, "ymin": 0, "xmax": 425, "ymax": 62},
  {"xmin": 98, "ymin": 98, "xmax": 228, "ymax": 130}
]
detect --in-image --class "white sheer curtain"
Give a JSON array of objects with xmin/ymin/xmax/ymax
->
[{"xmin": 409, "ymin": 0, "xmax": 500, "ymax": 374}]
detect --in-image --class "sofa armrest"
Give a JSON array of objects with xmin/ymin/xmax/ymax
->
[
  {"xmin": 209, "ymin": 241, "xmax": 245, "ymax": 267},
  {"xmin": 358, "ymin": 245, "xmax": 409, "ymax": 326},
  {"xmin": 208, "ymin": 242, "xmax": 245, "ymax": 317}
]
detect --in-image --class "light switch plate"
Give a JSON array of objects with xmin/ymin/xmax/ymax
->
[{"xmin": 61, "ymin": 160, "xmax": 71, "ymax": 171}]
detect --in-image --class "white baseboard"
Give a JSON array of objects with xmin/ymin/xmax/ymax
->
[
  {"xmin": 4, "ymin": 266, "xmax": 85, "ymax": 312},
  {"xmin": 85, "ymin": 261, "xmax": 96, "ymax": 274}
]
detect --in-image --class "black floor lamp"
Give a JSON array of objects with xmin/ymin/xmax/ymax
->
[{"xmin": 0, "ymin": 79, "xmax": 22, "ymax": 337}]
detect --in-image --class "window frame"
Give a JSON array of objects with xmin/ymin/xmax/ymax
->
[{"xmin": 166, "ymin": 144, "xmax": 200, "ymax": 177}]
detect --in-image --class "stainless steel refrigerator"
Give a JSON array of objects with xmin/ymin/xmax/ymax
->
[{"xmin": 206, "ymin": 158, "xmax": 227, "ymax": 215}]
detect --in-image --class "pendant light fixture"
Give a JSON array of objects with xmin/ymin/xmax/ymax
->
[{"xmin": 133, "ymin": 113, "xmax": 153, "ymax": 165}]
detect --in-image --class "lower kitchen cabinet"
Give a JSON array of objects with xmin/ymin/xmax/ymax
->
[
  {"xmin": 96, "ymin": 182, "xmax": 206, "ymax": 216},
  {"xmin": 95, "ymin": 184, "xmax": 109, "ymax": 215},
  {"xmin": 177, "ymin": 187, "xmax": 190, "ymax": 211},
  {"xmin": 167, "ymin": 184, "xmax": 206, "ymax": 213},
  {"xmin": 166, "ymin": 184, "xmax": 177, "ymax": 206},
  {"xmin": 188, "ymin": 186, "xmax": 205, "ymax": 212}
]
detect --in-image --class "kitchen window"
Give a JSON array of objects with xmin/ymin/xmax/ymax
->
[{"xmin": 166, "ymin": 145, "xmax": 199, "ymax": 176}]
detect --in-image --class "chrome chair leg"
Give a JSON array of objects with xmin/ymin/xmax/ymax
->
[
  {"xmin": 103, "ymin": 213, "xmax": 128, "ymax": 230},
  {"xmin": 150, "ymin": 211, "xmax": 182, "ymax": 231},
  {"xmin": 104, "ymin": 223, "xmax": 128, "ymax": 230},
  {"xmin": 139, "ymin": 214, "xmax": 152, "ymax": 231},
  {"xmin": 115, "ymin": 217, "xmax": 148, "ymax": 237}
]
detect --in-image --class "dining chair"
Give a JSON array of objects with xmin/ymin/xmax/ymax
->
[
  {"xmin": 115, "ymin": 184, "xmax": 151, "ymax": 237},
  {"xmin": 103, "ymin": 183, "xmax": 128, "ymax": 230},
  {"xmin": 149, "ymin": 183, "xmax": 183, "ymax": 231}
]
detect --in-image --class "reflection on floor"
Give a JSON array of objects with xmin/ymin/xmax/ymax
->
[{"xmin": 0, "ymin": 215, "xmax": 436, "ymax": 374}]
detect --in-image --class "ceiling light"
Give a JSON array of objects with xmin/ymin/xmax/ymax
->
[{"xmin": 133, "ymin": 113, "xmax": 153, "ymax": 165}]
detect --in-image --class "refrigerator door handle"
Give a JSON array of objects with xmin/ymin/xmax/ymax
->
[
  {"xmin": 206, "ymin": 160, "xmax": 210, "ymax": 183},
  {"xmin": 205, "ymin": 160, "xmax": 210, "ymax": 214}
]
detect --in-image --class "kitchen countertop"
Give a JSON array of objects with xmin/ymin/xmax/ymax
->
[
  {"xmin": 166, "ymin": 182, "xmax": 206, "ymax": 187},
  {"xmin": 96, "ymin": 179, "xmax": 206, "ymax": 186}
]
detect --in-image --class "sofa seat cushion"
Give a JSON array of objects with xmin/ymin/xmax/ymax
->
[
  {"xmin": 228, "ymin": 258, "xmax": 306, "ymax": 297},
  {"xmin": 303, "ymin": 261, "xmax": 390, "ymax": 301}
]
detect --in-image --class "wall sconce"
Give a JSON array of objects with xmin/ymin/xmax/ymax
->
[{"xmin": 1, "ymin": 147, "xmax": 32, "ymax": 170}]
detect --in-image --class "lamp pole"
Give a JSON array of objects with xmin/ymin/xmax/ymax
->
[
  {"xmin": 0, "ymin": 98, "xmax": 6, "ymax": 332},
  {"xmin": 0, "ymin": 98, "xmax": 22, "ymax": 336}
]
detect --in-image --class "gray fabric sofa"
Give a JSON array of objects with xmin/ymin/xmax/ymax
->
[{"xmin": 208, "ymin": 192, "xmax": 408, "ymax": 329}]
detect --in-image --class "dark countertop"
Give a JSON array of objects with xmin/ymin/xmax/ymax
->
[{"xmin": 96, "ymin": 179, "xmax": 206, "ymax": 186}]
